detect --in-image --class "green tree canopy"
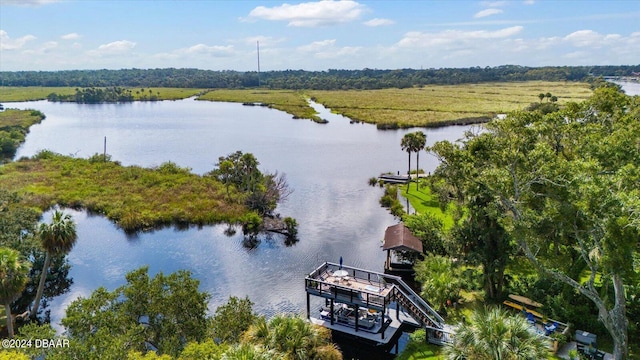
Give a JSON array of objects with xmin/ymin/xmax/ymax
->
[
  {"xmin": 208, "ymin": 296, "xmax": 257, "ymax": 344},
  {"xmin": 62, "ymin": 266, "xmax": 210, "ymax": 358},
  {"xmin": 445, "ymin": 306, "xmax": 549, "ymax": 360},
  {"xmin": 0, "ymin": 247, "xmax": 30, "ymax": 338},
  {"xmin": 242, "ymin": 315, "xmax": 341, "ymax": 360},
  {"xmin": 429, "ymin": 86, "xmax": 639, "ymax": 359},
  {"xmin": 415, "ymin": 254, "xmax": 461, "ymax": 312}
]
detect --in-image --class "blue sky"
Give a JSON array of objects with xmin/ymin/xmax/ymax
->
[{"xmin": 1, "ymin": 0, "xmax": 638, "ymax": 71}]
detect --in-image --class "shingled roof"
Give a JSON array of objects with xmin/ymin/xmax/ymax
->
[{"xmin": 382, "ymin": 223, "xmax": 423, "ymax": 253}]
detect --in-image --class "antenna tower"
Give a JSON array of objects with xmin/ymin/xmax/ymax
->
[{"xmin": 257, "ymin": 41, "xmax": 261, "ymax": 87}]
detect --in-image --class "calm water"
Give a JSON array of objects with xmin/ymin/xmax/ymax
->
[
  {"xmin": 10, "ymin": 98, "xmax": 472, "ymax": 333},
  {"xmin": 619, "ymin": 81, "xmax": 640, "ymax": 96},
  {"xmin": 8, "ymin": 80, "xmax": 635, "ymax": 355}
]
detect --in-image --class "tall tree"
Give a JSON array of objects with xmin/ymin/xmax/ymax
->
[
  {"xmin": 401, "ymin": 133, "xmax": 414, "ymax": 188},
  {"xmin": 31, "ymin": 210, "xmax": 77, "ymax": 320},
  {"xmin": 413, "ymin": 131, "xmax": 427, "ymax": 189},
  {"xmin": 430, "ymin": 87, "xmax": 637, "ymax": 359},
  {"xmin": 445, "ymin": 306, "xmax": 548, "ymax": 360},
  {"xmin": 0, "ymin": 247, "xmax": 30, "ymax": 338},
  {"xmin": 209, "ymin": 296, "xmax": 256, "ymax": 344},
  {"xmin": 450, "ymin": 184, "xmax": 512, "ymax": 301}
]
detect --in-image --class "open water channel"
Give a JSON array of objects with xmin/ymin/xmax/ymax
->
[{"xmin": 7, "ymin": 81, "xmax": 637, "ymax": 357}]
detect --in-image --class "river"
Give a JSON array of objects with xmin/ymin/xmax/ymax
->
[
  {"xmin": 9, "ymin": 98, "xmax": 472, "ymax": 337},
  {"xmin": 8, "ymin": 80, "xmax": 636, "ymax": 356}
]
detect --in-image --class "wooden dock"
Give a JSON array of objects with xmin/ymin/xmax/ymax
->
[
  {"xmin": 378, "ymin": 174, "xmax": 410, "ymax": 184},
  {"xmin": 305, "ymin": 262, "xmax": 451, "ymax": 345}
]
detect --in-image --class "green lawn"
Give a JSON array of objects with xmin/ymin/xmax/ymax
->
[
  {"xmin": 400, "ymin": 181, "xmax": 456, "ymax": 229},
  {"xmin": 396, "ymin": 341, "xmax": 445, "ymax": 360}
]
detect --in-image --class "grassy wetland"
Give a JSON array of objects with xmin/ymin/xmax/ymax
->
[
  {"xmin": 1, "ymin": 81, "xmax": 593, "ymax": 127},
  {"xmin": 194, "ymin": 81, "xmax": 593, "ymax": 127},
  {"xmin": 0, "ymin": 86, "xmax": 204, "ymax": 102},
  {"xmin": 0, "ymin": 151, "xmax": 248, "ymax": 232},
  {"xmin": 307, "ymin": 81, "xmax": 593, "ymax": 128},
  {"xmin": 198, "ymin": 89, "xmax": 323, "ymax": 122}
]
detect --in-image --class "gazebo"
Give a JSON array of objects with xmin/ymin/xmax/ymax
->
[{"xmin": 382, "ymin": 223, "xmax": 423, "ymax": 272}]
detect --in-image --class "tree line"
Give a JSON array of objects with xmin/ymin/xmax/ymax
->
[
  {"xmin": 46, "ymin": 86, "xmax": 136, "ymax": 103},
  {"xmin": 391, "ymin": 85, "xmax": 638, "ymax": 359},
  {"xmin": 1, "ymin": 65, "xmax": 638, "ymax": 90}
]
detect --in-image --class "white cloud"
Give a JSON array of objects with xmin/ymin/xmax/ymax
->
[
  {"xmin": 248, "ymin": 0, "xmax": 366, "ymax": 27},
  {"xmin": 397, "ymin": 26, "xmax": 523, "ymax": 47},
  {"xmin": 42, "ymin": 41, "xmax": 58, "ymax": 50},
  {"xmin": 0, "ymin": 30, "xmax": 37, "ymax": 50},
  {"xmin": 184, "ymin": 44, "xmax": 234, "ymax": 56},
  {"xmin": 61, "ymin": 33, "xmax": 80, "ymax": 40},
  {"xmin": 1, "ymin": 0, "xmax": 59, "ymax": 5},
  {"xmin": 241, "ymin": 36, "xmax": 287, "ymax": 47},
  {"xmin": 315, "ymin": 46, "xmax": 360, "ymax": 59},
  {"xmin": 363, "ymin": 18, "xmax": 394, "ymax": 27},
  {"xmin": 480, "ymin": 1, "xmax": 508, "ymax": 7},
  {"xmin": 563, "ymin": 29, "xmax": 604, "ymax": 47},
  {"xmin": 523, "ymin": 0, "xmax": 535, "ymax": 5},
  {"xmin": 474, "ymin": 9, "xmax": 503, "ymax": 18},
  {"xmin": 298, "ymin": 39, "xmax": 336, "ymax": 52},
  {"xmin": 295, "ymin": 39, "xmax": 360, "ymax": 60},
  {"xmin": 88, "ymin": 40, "xmax": 136, "ymax": 56}
]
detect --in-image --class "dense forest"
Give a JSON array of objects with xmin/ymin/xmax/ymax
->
[{"xmin": 0, "ymin": 65, "xmax": 638, "ymax": 90}]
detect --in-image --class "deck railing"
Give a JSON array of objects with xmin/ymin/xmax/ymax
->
[{"xmin": 306, "ymin": 262, "xmax": 445, "ymax": 329}]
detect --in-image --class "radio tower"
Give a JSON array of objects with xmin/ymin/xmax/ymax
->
[{"xmin": 257, "ymin": 41, "xmax": 261, "ymax": 87}]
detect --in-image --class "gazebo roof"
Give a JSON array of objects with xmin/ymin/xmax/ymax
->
[{"xmin": 382, "ymin": 223, "xmax": 423, "ymax": 253}]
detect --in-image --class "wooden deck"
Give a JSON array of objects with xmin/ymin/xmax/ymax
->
[
  {"xmin": 305, "ymin": 262, "xmax": 448, "ymax": 345},
  {"xmin": 309, "ymin": 307, "xmax": 418, "ymax": 344},
  {"xmin": 322, "ymin": 270, "xmax": 391, "ymax": 297}
]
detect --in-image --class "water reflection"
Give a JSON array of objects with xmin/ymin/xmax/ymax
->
[{"xmin": 10, "ymin": 98, "xmax": 473, "ymax": 352}]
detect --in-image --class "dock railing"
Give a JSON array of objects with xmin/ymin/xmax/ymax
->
[
  {"xmin": 383, "ymin": 272, "xmax": 445, "ymax": 327},
  {"xmin": 306, "ymin": 262, "xmax": 445, "ymax": 328}
]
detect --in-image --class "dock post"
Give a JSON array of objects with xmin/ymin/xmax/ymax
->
[
  {"xmin": 330, "ymin": 300, "xmax": 335, "ymax": 325},
  {"xmin": 354, "ymin": 304, "xmax": 359, "ymax": 332},
  {"xmin": 306, "ymin": 292, "xmax": 310, "ymax": 319}
]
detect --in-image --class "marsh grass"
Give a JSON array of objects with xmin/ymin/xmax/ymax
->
[
  {"xmin": 308, "ymin": 81, "xmax": 592, "ymax": 127},
  {"xmin": 0, "ymin": 87, "xmax": 77, "ymax": 102},
  {"xmin": 0, "ymin": 108, "xmax": 44, "ymax": 128},
  {"xmin": 197, "ymin": 89, "xmax": 322, "ymax": 122},
  {"xmin": 130, "ymin": 87, "xmax": 203, "ymax": 100},
  {"xmin": 0, "ymin": 87, "xmax": 203, "ymax": 102},
  {"xmin": 0, "ymin": 152, "xmax": 248, "ymax": 232},
  {"xmin": 1, "ymin": 82, "xmax": 593, "ymax": 127}
]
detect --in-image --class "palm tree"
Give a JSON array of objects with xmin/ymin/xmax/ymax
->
[
  {"xmin": 242, "ymin": 315, "xmax": 341, "ymax": 360},
  {"xmin": 413, "ymin": 131, "xmax": 427, "ymax": 189},
  {"xmin": 400, "ymin": 132, "xmax": 426, "ymax": 193},
  {"xmin": 415, "ymin": 254, "xmax": 460, "ymax": 312},
  {"xmin": 400, "ymin": 133, "xmax": 413, "ymax": 178},
  {"xmin": 445, "ymin": 306, "xmax": 548, "ymax": 360},
  {"xmin": 0, "ymin": 247, "xmax": 31, "ymax": 338},
  {"xmin": 31, "ymin": 210, "xmax": 77, "ymax": 320},
  {"xmin": 222, "ymin": 343, "xmax": 282, "ymax": 360}
]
